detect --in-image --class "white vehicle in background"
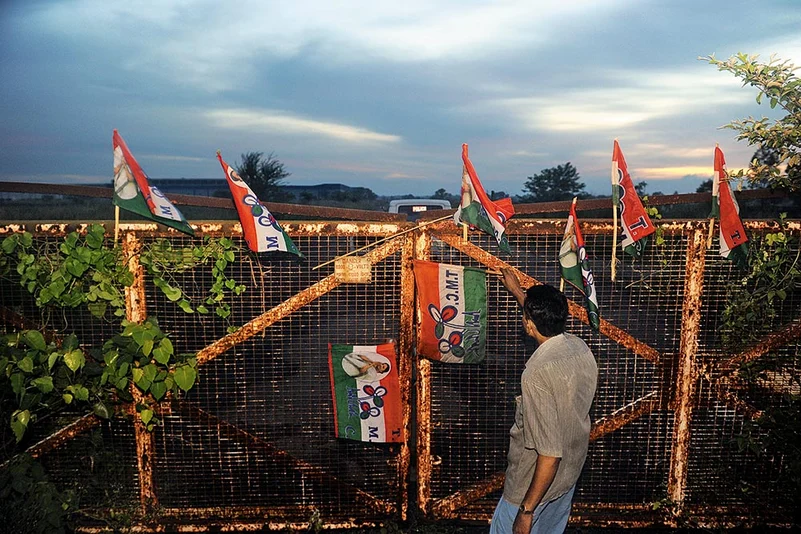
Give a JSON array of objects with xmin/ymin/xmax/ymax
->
[{"xmin": 388, "ymin": 199, "xmax": 452, "ymax": 221}]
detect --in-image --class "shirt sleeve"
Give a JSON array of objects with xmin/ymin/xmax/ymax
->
[{"xmin": 521, "ymin": 369, "xmax": 563, "ymax": 457}]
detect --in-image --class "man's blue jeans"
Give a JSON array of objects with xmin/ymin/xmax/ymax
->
[{"xmin": 489, "ymin": 485, "xmax": 576, "ymax": 534}]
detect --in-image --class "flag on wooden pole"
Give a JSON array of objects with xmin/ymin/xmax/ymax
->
[
  {"xmin": 611, "ymin": 140, "xmax": 655, "ymax": 279},
  {"xmin": 112, "ymin": 130, "xmax": 194, "ymax": 236},
  {"xmin": 454, "ymin": 144, "xmax": 515, "ymax": 252},
  {"xmin": 559, "ymin": 198, "xmax": 600, "ymax": 330},
  {"xmin": 217, "ymin": 152, "xmax": 302, "ymax": 257},
  {"xmin": 713, "ymin": 146, "xmax": 749, "ymax": 268}
]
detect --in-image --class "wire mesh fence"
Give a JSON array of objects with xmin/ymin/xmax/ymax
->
[{"xmin": 1, "ymin": 218, "xmax": 799, "ymax": 530}]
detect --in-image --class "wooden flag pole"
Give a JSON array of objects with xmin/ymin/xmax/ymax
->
[
  {"xmin": 312, "ymin": 214, "xmax": 453, "ymax": 271},
  {"xmin": 707, "ymin": 143, "xmax": 719, "ymax": 248},
  {"xmin": 462, "ymin": 222, "xmax": 468, "ymax": 242},
  {"xmin": 611, "ymin": 140, "xmax": 619, "ymax": 282},
  {"xmin": 114, "ymin": 205, "xmax": 120, "ymax": 244},
  {"xmin": 561, "ymin": 196, "xmax": 577, "ymax": 293}
]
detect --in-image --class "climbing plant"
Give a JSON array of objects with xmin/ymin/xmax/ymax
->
[{"xmin": 0, "ymin": 226, "xmax": 244, "ymax": 439}]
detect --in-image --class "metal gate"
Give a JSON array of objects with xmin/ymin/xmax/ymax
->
[{"xmin": 1, "ymin": 218, "xmax": 799, "ymax": 530}]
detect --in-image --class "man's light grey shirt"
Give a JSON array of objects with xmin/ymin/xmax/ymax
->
[{"xmin": 503, "ymin": 332, "xmax": 598, "ymax": 505}]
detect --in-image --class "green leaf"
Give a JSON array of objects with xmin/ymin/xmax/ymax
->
[
  {"xmin": 150, "ymin": 380, "xmax": 167, "ymax": 401},
  {"xmin": 140, "ymin": 409, "xmax": 154, "ymax": 425},
  {"xmin": 32, "ymin": 376, "xmax": 54, "ymax": 393},
  {"xmin": 23, "ymin": 330, "xmax": 47, "ymax": 351},
  {"xmin": 87, "ymin": 301, "xmax": 108, "ymax": 318},
  {"xmin": 68, "ymin": 385, "xmax": 89, "ymax": 402},
  {"xmin": 152, "ymin": 347, "xmax": 169, "ymax": 365},
  {"xmin": 17, "ymin": 356, "xmax": 34, "ymax": 373},
  {"xmin": 20, "ymin": 232, "xmax": 33, "ymax": 248},
  {"xmin": 1, "ymin": 235, "xmax": 18, "ymax": 254},
  {"xmin": 62, "ymin": 393, "xmax": 74, "ymax": 404},
  {"xmin": 225, "ymin": 279, "xmax": 236, "ymax": 290},
  {"xmin": 178, "ymin": 299, "xmax": 194, "ymax": 314},
  {"xmin": 93, "ymin": 401, "xmax": 112, "ymax": 419},
  {"xmin": 141, "ymin": 339, "xmax": 154, "ymax": 357},
  {"xmin": 196, "ymin": 305, "xmax": 209, "ymax": 314},
  {"xmin": 64, "ymin": 349, "xmax": 85, "ymax": 372},
  {"xmin": 173, "ymin": 365, "xmax": 197, "ymax": 392},
  {"xmin": 224, "ymin": 250, "xmax": 235, "ymax": 262},
  {"xmin": 143, "ymin": 364, "xmax": 158, "ymax": 382},
  {"xmin": 10, "ymin": 373, "xmax": 24, "ymax": 394},
  {"xmin": 86, "ymin": 225, "xmax": 105, "ymax": 249},
  {"xmin": 115, "ymin": 377, "xmax": 128, "ymax": 390},
  {"xmin": 11, "ymin": 420, "xmax": 26, "ymax": 442},
  {"xmin": 157, "ymin": 280, "xmax": 182, "ymax": 302},
  {"xmin": 63, "ymin": 334, "xmax": 79, "ymax": 351},
  {"xmin": 160, "ymin": 337, "xmax": 174, "ymax": 356}
]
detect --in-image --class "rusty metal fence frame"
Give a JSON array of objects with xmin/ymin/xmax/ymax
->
[
  {"xmin": 1, "ymin": 217, "xmax": 799, "ymax": 530},
  {"xmin": 415, "ymin": 218, "xmax": 801, "ymax": 529}
]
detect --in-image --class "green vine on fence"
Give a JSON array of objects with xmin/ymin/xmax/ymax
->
[
  {"xmin": 141, "ymin": 236, "xmax": 245, "ymax": 327},
  {"xmin": 717, "ymin": 214, "xmax": 801, "ymax": 518},
  {"xmin": 0, "ymin": 226, "xmax": 245, "ymax": 441}
]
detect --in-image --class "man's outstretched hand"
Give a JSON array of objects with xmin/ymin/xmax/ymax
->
[{"xmin": 501, "ymin": 267, "xmax": 526, "ymax": 306}]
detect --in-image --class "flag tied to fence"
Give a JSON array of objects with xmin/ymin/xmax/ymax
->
[
  {"xmin": 559, "ymin": 200, "xmax": 600, "ymax": 330},
  {"xmin": 217, "ymin": 152, "xmax": 302, "ymax": 256},
  {"xmin": 712, "ymin": 146, "xmax": 749, "ymax": 267},
  {"xmin": 328, "ymin": 343, "xmax": 403, "ymax": 443},
  {"xmin": 413, "ymin": 260, "xmax": 487, "ymax": 364},
  {"xmin": 454, "ymin": 144, "xmax": 515, "ymax": 253},
  {"xmin": 112, "ymin": 130, "xmax": 194, "ymax": 236},
  {"xmin": 611, "ymin": 140, "xmax": 654, "ymax": 258}
]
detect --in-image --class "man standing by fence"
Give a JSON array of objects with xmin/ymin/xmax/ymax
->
[{"xmin": 491, "ymin": 269, "xmax": 598, "ymax": 534}]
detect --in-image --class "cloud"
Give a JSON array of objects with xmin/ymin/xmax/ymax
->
[
  {"xmin": 205, "ymin": 109, "xmax": 401, "ymax": 144},
  {"xmin": 492, "ymin": 66, "xmax": 750, "ymax": 134},
  {"xmin": 140, "ymin": 154, "xmax": 208, "ymax": 163},
  {"xmin": 29, "ymin": 0, "xmax": 635, "ymax": 91}
]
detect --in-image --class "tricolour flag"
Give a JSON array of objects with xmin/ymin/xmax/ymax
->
[
  {"xmin": 112, "ymin": 130, "xmax": 194, "ymax": 236},
  {"xmin": 328, "ymin": 342, "xmax": 403, "ymax": 443},
  {"xmin": 611, "ymin": 140, "xmax": 654, "ymax": 257},
  {"xmin": 454, "ymin": 144, "xmax": 515, "ymax": 253},
  {"xmin": 714, "ymin": 146, "xmax": 749, "ymax": 268},
  {"xmin": 217, "ymin": 152, "xmax": 302, "ymax": 256},
  {"xmin": 413, "ymin": 260, "xmax": 487, "ymax": 364},
  {"xmin": 559, "ymin": 200, "xmax": 600, "ymax": 330}
]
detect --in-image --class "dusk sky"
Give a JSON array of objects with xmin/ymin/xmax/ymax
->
[{"xmin": 1, "ymin": 0, "xmax": 799, "ymax": 198}]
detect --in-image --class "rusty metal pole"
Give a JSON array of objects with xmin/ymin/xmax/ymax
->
[
  {"xmin": 123, "ymin": 232, "xmax": 158, "ymax": 513},
  {"xmin": 396, "ymin": 234, "xmax": 416, "ymax": 520},
  {"xmin": 414, "ymin": 228, "xmax": 433, "ymax": 516},
  {"xmin": 667, "ymin": 228, "xmax": 707, "ymax": 515}
]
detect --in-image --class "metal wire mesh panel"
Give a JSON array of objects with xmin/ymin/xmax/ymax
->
[{"xmin": 2, "ymin": 220, "xmax": 800, "ymax": 529}]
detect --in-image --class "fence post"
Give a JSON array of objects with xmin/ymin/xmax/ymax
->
[
  {"xmin": 667, "ymin": 228, "xmax": 707, "ymax": 515},
  {"xmin": 396, "ymin": 233, "xmax": 417, "ymax": 520},
  {"xmin": 123, "ymin": 232, "xmax": 158, "ymax": 513},
  {"xmin": 414, "ymin": 228, "xmax": 433, "ymax": 515}
]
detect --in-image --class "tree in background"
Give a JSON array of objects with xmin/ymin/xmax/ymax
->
[
  {"xmin": 520, "ymin": 162, "xmax": 585, "ymax": 202},
  {"xmin": 703, "ymin": 53, "xmax": 801, "ymax": 192},
  {"xmin": 236, "ymin": 152, "xmax": 290, "ymax": 201},
  {"xmin": 696, "ymin": 179, "xmax": 713, "ymax": 193}
]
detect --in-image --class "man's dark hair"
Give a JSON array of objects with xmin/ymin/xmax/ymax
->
[{"xmin": 523, "ymin": 284, "xmax": 568, "ymax": 337}]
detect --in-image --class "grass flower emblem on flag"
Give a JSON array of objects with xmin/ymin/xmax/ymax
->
[
  {"xmin": 217, "ymin": 152, "xmax": 302, "ymax": 257},
  {"xmin": 413, "ymin": 260, "xmax": 487, "ymax": 364},
  {"xmin": 713, "ymin": 146, "xmax": 749, "ymax": 268},
  {"xmin": 454, "ymin": 144, "xmax": 515, "ymax": 253},
  {"xmin": 112, "ymin": 130, "xmax": 194, "ymax": 236},
  {"xmin": 328, "ymin": 343, "xmax": 403, "ymax": 443},
  {"xmin": 559, "ymin": 199, "xmax": 600, "ymax": 330},
  {"xmin": 611, "ymin": 140, "xmax": 654, "ymax": 258}
]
